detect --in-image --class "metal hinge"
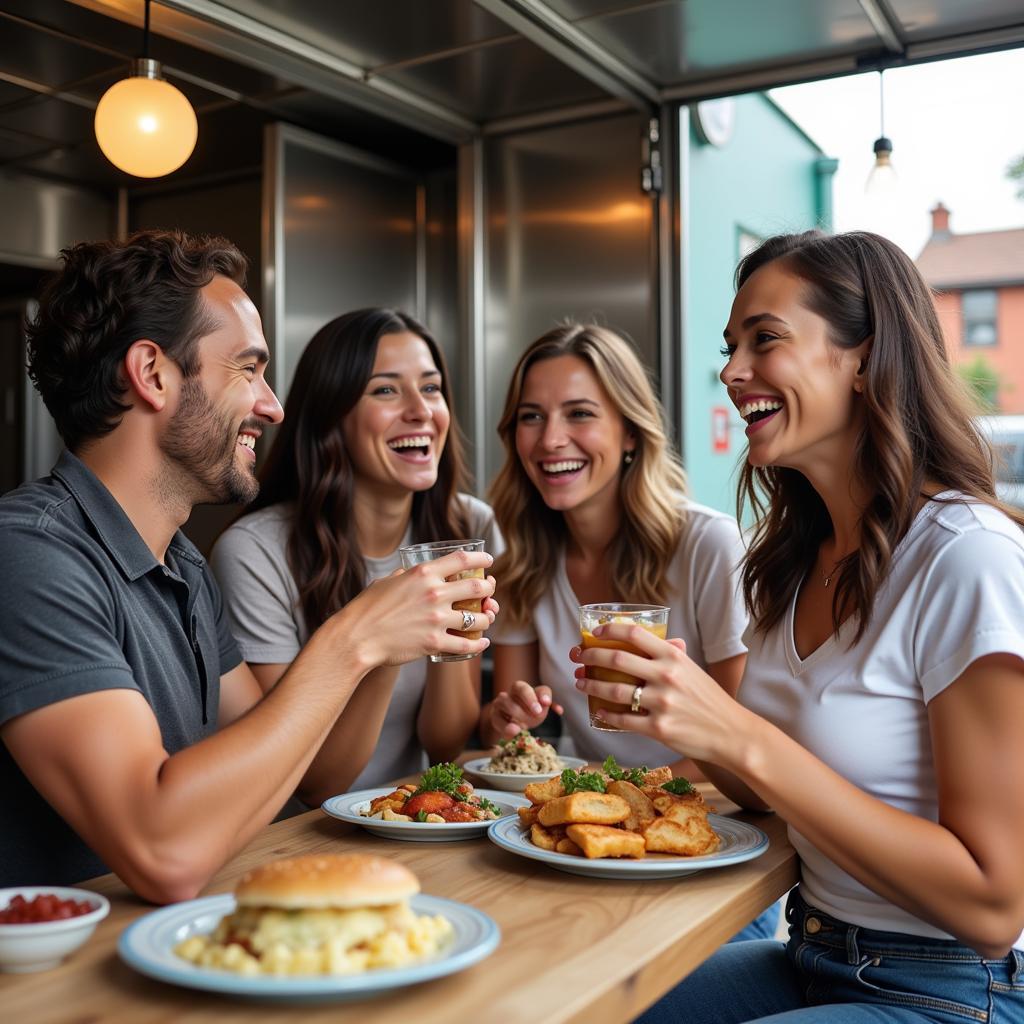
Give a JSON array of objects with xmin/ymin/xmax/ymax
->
[{"xmin": 641, "ymin": 117, "xmax": 662, "ymax": 194}]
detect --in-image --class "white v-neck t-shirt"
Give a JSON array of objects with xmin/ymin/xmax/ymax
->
[
  {"xmin": 740, "ymin": 493, "xmax": 1024, "ymax": 942},
  {"xmin": 493, "ymin": 500, "xmax": 748, "ymax": 767}
]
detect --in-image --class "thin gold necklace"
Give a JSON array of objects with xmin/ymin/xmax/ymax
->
[{"xmin": 822, "ymin": 562, "xmax": 840, "ymax": 588}]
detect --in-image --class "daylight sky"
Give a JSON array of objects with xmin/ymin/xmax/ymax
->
[{"xmin": 769, "ymin": 48, "xmax": 1024, "ymax": 258}]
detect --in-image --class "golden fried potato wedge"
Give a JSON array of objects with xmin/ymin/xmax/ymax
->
[
  {"xmin": 381, "ymin": 807, "xmax": 412, "ymax": 822},
  {"xmin": 517, "ymin": 805, "xmax": 541, "ymax": 827},
  {"xmin": 530, "ymin": 823, "xmax": 559, "ymax": 851},
  {"xmin": 555, "ymin": 838, "xmax": 583, "ymax": 856},
  {"xmin": 523, "ymin": 776, "xmax": 565, "ymax": 805},
  {"xmin": 651, "ymin": 791, "xmax": 708, "ymax": 823},
  {"xmin": 565, "ymin": 824, "xmax": 646, "ymax": 859},
  {"xmin": 642, "ymin": 815, "xmax": 719, "ymax": 856},
  {"xmin": 538, "ymin": 792, "xmax": 630, "ymax": 827},
  {"xmin": 607, "ymin": 780, "xmax": 656, "ymax": 832}
]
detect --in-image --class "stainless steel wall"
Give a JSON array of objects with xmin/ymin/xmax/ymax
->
[
  {"xmin": 480, "ymin": 112, "xmax": 657, "ymax": 489},
  {"xmin": 264, "ymin": 124, "xmax": 427, "ymax": 402},
  {"xmin": 0, "ymin": 173, "xmax": 114, "ymax": 483}
]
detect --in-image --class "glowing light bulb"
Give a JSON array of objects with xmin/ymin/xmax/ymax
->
[{"xmin": 94, "ymin": 60, "xmax": 196, "ymax": 178}]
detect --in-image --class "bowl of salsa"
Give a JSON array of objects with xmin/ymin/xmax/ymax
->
[{"xmin": 0, "ymin": 887, "xmax": 110, "ymax": 972}]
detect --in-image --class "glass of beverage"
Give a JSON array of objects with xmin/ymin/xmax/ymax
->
[
  {"xmin": 579, "ymin": 603, "xmax": 670, "ymax": 731},
  {"xmin": 398, "ymin": 539, "xmax": 487, "ymax": 662}
]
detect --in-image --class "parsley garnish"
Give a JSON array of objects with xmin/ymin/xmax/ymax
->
[
  {"xmin": 661, "ymin": 777, "xmax": 695, "ymax": 795},
  {"xmin": 561, "ymin": 767, "xmax": 607, "ymax": 794},
  {"xmin": 498, "ymin": 729, "xmax": 532, "ymax": 749},
  {"xmin": 602, "ymin": 755, "xmax": 648, "ymax": 786},
  {"xmin": 415, "ymin": 809, "xmax": 429, "ymax": 822},
  {"xmin": 478, "ymin": 796, "xmax": 501, "ymax": 815},
  {"xmin": 415, "ymin": 762, "xmax": 464, "ymax": 796}
]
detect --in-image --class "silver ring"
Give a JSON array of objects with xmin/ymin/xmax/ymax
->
[
  {"xmin": 630, "ymin": 685, "xmax": 643, "ymax": 713},
  {"xmin": 460, "ymin": 609, "xmax": 475, "ymax": 631}
]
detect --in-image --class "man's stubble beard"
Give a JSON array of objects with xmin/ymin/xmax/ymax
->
[{"xmin": 160, "ymin": 377, "xmax": 260, "ymax": 507}]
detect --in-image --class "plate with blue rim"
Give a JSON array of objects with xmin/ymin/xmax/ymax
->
[
  {"xmin": 322, "ymin": 788, "xmax": 530, "ymax": 842},
  {"xmin": 487, "ymin": 813, "xmax": 769, "ymax": 880},
  {"xmin": 118, "ymin": 892, "xmax": 499, "ymax": 1002}
]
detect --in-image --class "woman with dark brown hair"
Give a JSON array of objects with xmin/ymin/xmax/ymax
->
[
  {"xmin": 211, "ymin": 309, "xmax": 501, "ymax": 805},
  {"xmin": 574, "ymin": 231, "xmax": 1024, "ymax": 1022}
]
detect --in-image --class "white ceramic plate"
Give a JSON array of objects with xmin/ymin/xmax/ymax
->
[
  {"xmin": 118, "ymin": 893, "xmax": 499, "ymax": 1002},
  {"xmin": 487, "ymin": 814, "xmax": 769, "ymax": 880},
  {"xmin": 321, "ymin": 788, "xmax": 529, "ymax": 841},
  {"xmin": 461, "ymin": 756, "xmax": 588, "ymax": 792}
]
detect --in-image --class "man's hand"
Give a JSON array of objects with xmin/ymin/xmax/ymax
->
[{"xmin": 337, "ymin": 549, "xmax": 496, "ymax": 667}]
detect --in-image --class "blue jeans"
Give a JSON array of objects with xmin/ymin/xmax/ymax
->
[
  {"xmin": 730, "ymin": 901, "xmax": 782, "ymax": 942},
  {"xmin": 636, "ymin": 887, "xmax": 1024, "ymax": 1023}
]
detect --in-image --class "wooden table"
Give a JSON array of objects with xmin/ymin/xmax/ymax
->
[{"xmin": 2, "ymin": 787, "xmax": 796, "ymax": 1024}]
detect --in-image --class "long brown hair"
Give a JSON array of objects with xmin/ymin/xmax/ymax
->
[
  {"xmin": 735, "ymin": 230, "xmax": 1024, "ymax": 641},
  {"xmin": 490, "ymin": 324, "xmax": 686, "ymax": 626},
  {"xmin": 247, "ymin": 308, "xmax": 469, "ymax": 630}
]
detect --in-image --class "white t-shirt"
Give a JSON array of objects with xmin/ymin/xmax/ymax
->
[
  {"xmin": 492, "ymin": 500, "xmax": 748, "ymax": 767},
  {"xmin": 210, "ymin": 494, "xmax": 503, "ymax": 791},
  {"xmin": 740, "ymin": 493, "xmax": 1024, "ymax": 943}
]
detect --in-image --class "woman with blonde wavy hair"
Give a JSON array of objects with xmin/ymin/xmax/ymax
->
[{"xmin": 479, "ymin": 322, "xmax": 749, "ymax": 776}]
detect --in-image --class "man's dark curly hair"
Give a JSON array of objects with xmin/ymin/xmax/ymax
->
[{"xmin": 26, "ymin": 229, "xmax": 247, "ymax": 451}]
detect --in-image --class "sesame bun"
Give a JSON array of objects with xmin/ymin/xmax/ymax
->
[{"xmin": 235, "ymin": 854, "xmax": 420, "ymax": 910}]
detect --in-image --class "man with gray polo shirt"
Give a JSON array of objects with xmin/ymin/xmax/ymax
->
[{"xmin": 0, "ymin": 230, "xmax": 494, "ymax": 900}]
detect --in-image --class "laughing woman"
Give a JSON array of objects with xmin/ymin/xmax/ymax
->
[
  {"xmin": 479, "ymin": 323, "xmax": 748, "ymax": 777},
  {"xmin": 574, "ymin": 232, "xmax": 1024, "ymax": 1023},
  {"xmin": 211, "ymin": 309, "xmax": 501, "ymax": 805}
]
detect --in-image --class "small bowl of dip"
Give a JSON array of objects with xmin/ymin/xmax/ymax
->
[{"xmin": 0, "ymin": 887, "xmax": 110, "ymax": 972}]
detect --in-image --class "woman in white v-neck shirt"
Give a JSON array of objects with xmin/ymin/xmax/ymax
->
[{"xmin": 574, "ymin": 231, "xmax": 1024, "ymax": 1024}]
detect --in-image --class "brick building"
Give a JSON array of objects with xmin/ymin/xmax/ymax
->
[{"xmin": 916, "ymin": 202, "xmax": 1024, "ymax": 413}]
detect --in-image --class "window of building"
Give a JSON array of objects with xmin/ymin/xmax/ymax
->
[{"xmin": 962, "ymin": 289, "xmax": 997, "ymax": 347}]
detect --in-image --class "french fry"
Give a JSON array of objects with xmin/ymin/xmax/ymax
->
[
  {"xmin": 607, "ymin": 780, "xmax": 656, "ymax": 832},
  {"xmin": 530, "ymin": 823, "xmax": 559, "ymax": 851},
  {"xmin": 517, "ymin": 805, "xmax": 541, "ymax": 827},
  {"xmin": 642, "ymin": 815, "xmax": 719, "ymax": 856},
  {"xmin": 524, "ymin": 776, "xmax": 565, "ymax": 805},
  {"xmin": 566, "ymin": 824, "xmax": 646, "ymax": 859},
  {"xmin": 555, "ymin": 838, "xmax": 583, "ymax": 856},
  {"xmin": 538, "ymin": 792, "xmax": 630, "ymax": 827}
]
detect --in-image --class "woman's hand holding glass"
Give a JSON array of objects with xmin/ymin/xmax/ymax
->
[
  {"xmin": 487, "ymin": 680, "xmax": 564, "ymax": 740},
  {"xmin": 570, "ymin": 623, "xmax": 747, "ymax": 766}
]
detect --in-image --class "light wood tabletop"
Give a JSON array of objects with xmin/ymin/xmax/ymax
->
[{"xmin": 1, "ymin": 785, "xmax": 797, "ymax": 1024}]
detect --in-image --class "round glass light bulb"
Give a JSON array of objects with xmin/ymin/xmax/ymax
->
[{"xmin": 94, "ymin": 69, "xmax": 197, "ymax": 178}]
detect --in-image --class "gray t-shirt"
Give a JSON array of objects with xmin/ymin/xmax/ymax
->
[
  {"xmin": 0, "ymin": 451, "xmax": 242, "ymax": 886},
  {"xmin": 210, "ymin": 495, "xmax": 503, "ymax": 790}
]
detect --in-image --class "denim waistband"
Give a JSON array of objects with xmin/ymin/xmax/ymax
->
[{"xmin": 786, "ymin": 886, "xmax": 1024, "ymax": 978}]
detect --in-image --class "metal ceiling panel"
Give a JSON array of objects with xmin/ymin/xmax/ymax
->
[
  {"xmin": 575, "ymin": 0, "xmax": 880, "ymax": 85},
  {"xmin": 888, "ymin": 0, "xmax": 1024, "ymax": 42},
  {"xmin": 210, "ymin": 0, "xmax": 515, "ymax": 70},
  {"xmin": 379, "ymin": 37, "xmax": 607, "ymax": 121}
]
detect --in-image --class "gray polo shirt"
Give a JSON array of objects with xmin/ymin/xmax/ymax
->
[{"xmin": 0, "ymin": 451, "xmax": 242, "ymax": 885}]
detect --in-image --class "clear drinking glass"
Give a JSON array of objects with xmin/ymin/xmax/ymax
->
[
  {"xmin": 398, "ymin": 539, "xmax": 486, "ymax": 662},
  {"xmin": 579, "ymin": 603, "xmax": 670, "ymax": 731}
]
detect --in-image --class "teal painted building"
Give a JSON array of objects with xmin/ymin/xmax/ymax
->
[{"xmin": 681, "ymin": 93, "xmax": 836, "ymax": 514}]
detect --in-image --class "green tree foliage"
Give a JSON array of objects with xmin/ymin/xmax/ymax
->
[
  {"xmin": 957, "ymin": 354, "xmax": 1001, "ymax": 413},
  {"xmin": 1008, "ymin": 154, "xmax": 1024, "ymax": 200}
]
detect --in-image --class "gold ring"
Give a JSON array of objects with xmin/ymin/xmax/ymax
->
[{"xmin": 630, "ymin": 685, "xmax": 643, "ymax": 713}]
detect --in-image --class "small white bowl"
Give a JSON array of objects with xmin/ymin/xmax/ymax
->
[
  {"xmin": 0, "ymin": 887, "xmax": 111, "ymax": 973},
  {"xmin": 462, "ymin": 755, "xmax": 588, "ymax": 792}
]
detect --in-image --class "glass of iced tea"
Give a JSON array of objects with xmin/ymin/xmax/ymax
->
[
  {"xmin": 399, "ymin": 539, "xmax": 486, "ymax": 662},
  {"xmin": 579, "ymin": 603, "xmax": 670, "ymax": 731}
]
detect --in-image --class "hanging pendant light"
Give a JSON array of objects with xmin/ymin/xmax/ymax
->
[
  {"xmin": 865, "ymin": 70, "xmax": 897, "ymax": 198},
  {"xmin": 94, "ymin": 0, "xmax": 197, "ymax": 177}
]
